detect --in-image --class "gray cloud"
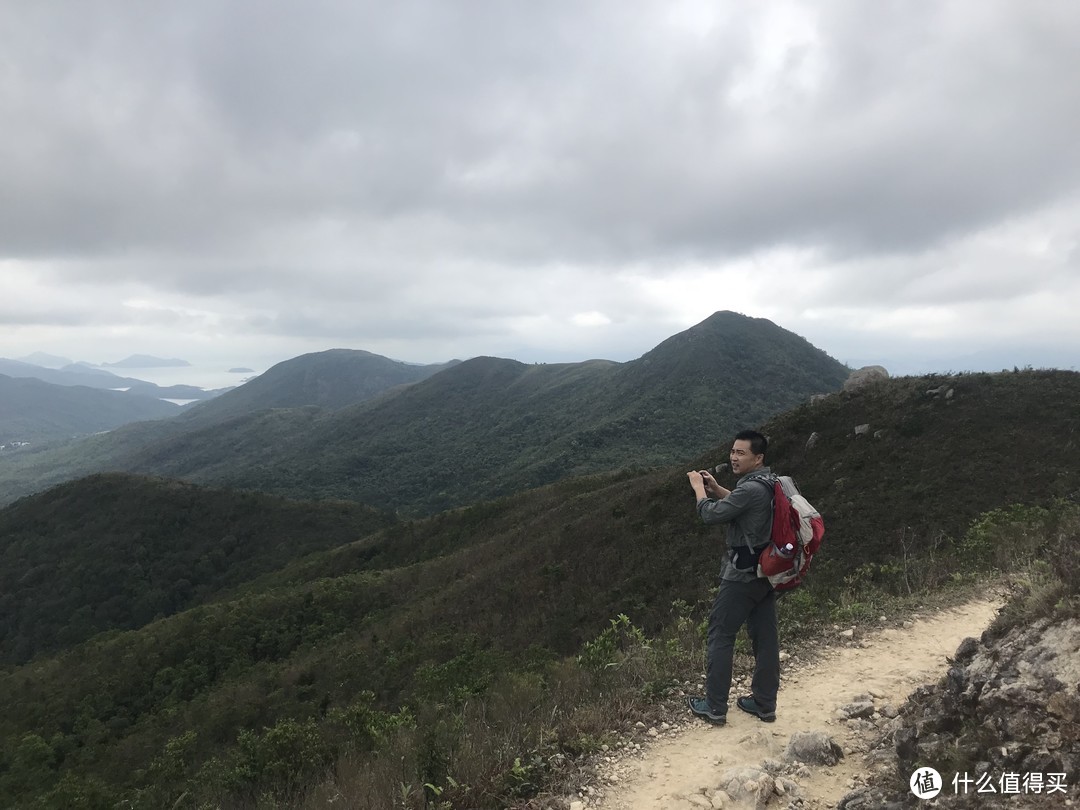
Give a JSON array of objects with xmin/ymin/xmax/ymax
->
[{"xmin": 1, "ymin": 1, "xmax": 1078, "ymax": 371}]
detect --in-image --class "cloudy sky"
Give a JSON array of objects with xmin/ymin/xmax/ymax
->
[{"xmin": 2, "ymin": 0, "xmax": 1078, "ymax": 381}]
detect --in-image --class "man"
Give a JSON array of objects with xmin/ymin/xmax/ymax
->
[{"xmin": 685, "ymin": 429, "xmax": 778, "ymax": 725}]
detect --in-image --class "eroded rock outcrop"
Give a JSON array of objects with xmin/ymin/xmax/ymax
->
[{"xmin": 844, "ymin": 616, "xmax": 1080, "ymax": 807}]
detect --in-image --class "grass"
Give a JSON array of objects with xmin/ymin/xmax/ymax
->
[{"xmin": 239, "ymin": 558, "xmax": 1005, "ymax": 810}]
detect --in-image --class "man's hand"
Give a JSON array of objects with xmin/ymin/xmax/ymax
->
[
  {"xmin": 687, "ymin": 470, "xmax": 708, "ymax": 501},
  {"xmin": 699, "ymin": 469, "xmax": 731, "ymax": 499}
]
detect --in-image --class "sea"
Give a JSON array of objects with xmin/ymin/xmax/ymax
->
[{"xmin": 98, "ymin": 364, "xmax": 268, "ymax": 397}]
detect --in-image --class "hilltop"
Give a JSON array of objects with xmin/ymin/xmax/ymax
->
[
  {"xmin": 1, "ymin": 368, "xmax": 1077, "ymax": 807},
  {"xmin": 175, "ymin": 348, "xmax": 460, "ymax": 425}
]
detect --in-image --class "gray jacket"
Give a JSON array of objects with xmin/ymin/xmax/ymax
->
[{"xmin": 697, "ymin": 467, "xmax": 774, "ymax": 582}]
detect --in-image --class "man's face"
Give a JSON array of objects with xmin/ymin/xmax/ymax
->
[{"xmin": 730, "ymin": 439, "xmax": 764, "ymax": 475}]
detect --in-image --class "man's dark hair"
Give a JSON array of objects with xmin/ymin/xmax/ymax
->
[{"xmin": 734, "ymin": 429, "xmax": 768, "ymax": 457}]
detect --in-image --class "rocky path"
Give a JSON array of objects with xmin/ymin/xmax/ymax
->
[{"xmin": 576, "ymin": 596, "xmax": 1002, "ymax": 810}]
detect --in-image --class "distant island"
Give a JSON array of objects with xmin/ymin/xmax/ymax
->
[
  {"xmin": 102, "ymin": 355, "xmax": 192, "ymax": 369},
  {"xmin": 228, "ymin": 368, "xmax": 255, "ymax": 374}
]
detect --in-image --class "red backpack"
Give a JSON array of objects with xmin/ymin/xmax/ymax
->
[{"xmin": 751, "ymin": 474, "xmax": 825, "ymax": 591}]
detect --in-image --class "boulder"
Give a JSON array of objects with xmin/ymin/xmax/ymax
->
[
  {"xmin": 783, "ymin": 731, "xmax": 844, "ymax": 765},
  {"xmin": 716, "ymin": 766, "xmax": 775, "ymax": 810},
  {"xmin": 836, "ymin": 785, "xmax": 903, "ymax": 809},
  {"xmin": 843, "ymin": 366, "xmax": 890, "ymax": 391},
  {"xmin": 837, "ymin": 700, "xmax": 875, "ymax": 720}
]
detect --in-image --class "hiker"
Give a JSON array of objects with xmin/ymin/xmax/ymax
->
[{"xmin": 685, "ymin": 429, "xmax": 778, "ymax": 725}]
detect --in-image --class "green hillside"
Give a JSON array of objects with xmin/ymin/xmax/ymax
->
[
  {"xmin": 0, "ymin": 312, "xmax": 848, "ymax": 512},
  {"xmin": 0, "ymin": 474, "xmax": 394, "ymax": 665},
  {"xmin": 1, "ymin": 368, "xmax": 1077, "ymax": 808},
  {"xmin": 0, "ymin": 375, "xmax": 181, "ymax": 444}
]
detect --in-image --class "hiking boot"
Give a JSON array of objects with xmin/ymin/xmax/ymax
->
[
  {"xmin": 737, "ymin": 695, "xmax": 776, "ymax": 722},
  {"xmin": 687, "ymin": 696, "xmax": 726, "ymax": 725}
]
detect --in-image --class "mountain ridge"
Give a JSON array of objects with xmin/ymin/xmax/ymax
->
[
  {"xmin": 102, "ymin": 355, "xmax": 192, "ymax": 368},
  {"xmin": 0, "ymin": 358, "xmax": 226, "ymax": 402},
  {"xmin": 175, "ymin": 348, "xmax": 461, "ymax": 426},
  {"xmin": 0, "ymin": 312, "xmax": 850, "ymax": 512}
]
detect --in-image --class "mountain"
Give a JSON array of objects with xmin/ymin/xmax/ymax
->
[
  {"xmin": 0, "ymin": 312, "xmax": 850, "ymax": 512},
  {"xmin": 102, "ymin": 355, "xmax": 192, "ymax": 368},
  {"xmin": 0, "ymin": 374, "xmax": 181, "ymax": 444},
  {"xmin": 0, "ymin": 358, "xmax": 223, "ymax": 402},
  {"xmin": 15, "ymin": 352, "xmax": 72, "ymax": 368},
  {"xmin": 0, "ymin": 358, "xmax": 125, "ymax": 389},
  {"xmin": 162, "ymin": 311, "xmax": 850, "ymax": 512},
  {"xmin": 0, "ymin": 368, "xmax": 1077, "ymax": 807},
  {"xmin": 0, "ymin": 351, "xmax": 459, "ymax": 505}
]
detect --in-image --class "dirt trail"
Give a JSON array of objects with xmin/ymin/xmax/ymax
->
[{"xmin": 591, "ymin": 596, "xmax": 1002, "ymax": 810}]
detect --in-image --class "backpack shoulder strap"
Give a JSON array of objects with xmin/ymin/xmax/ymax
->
[
  {"xmin": 744, "ymin": 472, "xmax": 778, "ymax": 492},
  {"xmin": 740, "ymin": 472, "xmax": 777, "ymax": 553}
]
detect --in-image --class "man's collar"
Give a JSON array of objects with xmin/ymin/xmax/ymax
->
[{"xmin": 738, "ymin": 466, "xmax": 771, "ymax": 482}]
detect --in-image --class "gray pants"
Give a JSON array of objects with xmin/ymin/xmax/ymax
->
[{"xmin": 706, "ymin": 577, "xmax": 779, "ymax": 713}]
